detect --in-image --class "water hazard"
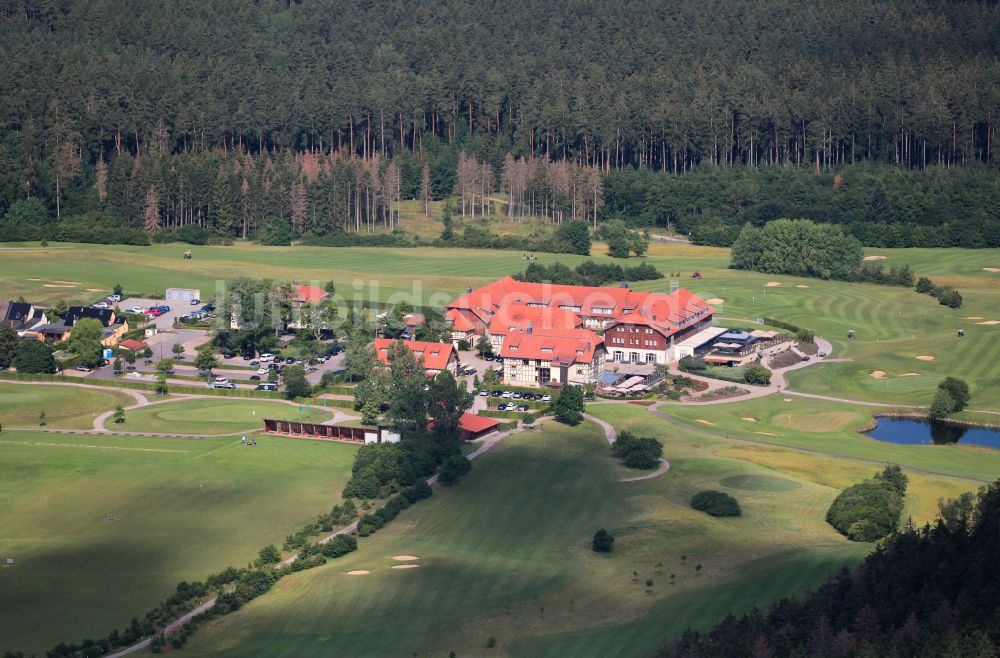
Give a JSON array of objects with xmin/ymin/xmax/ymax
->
[{"xmin": 865, "ymin": 417, "xmax": 1000, "ymax": 451}]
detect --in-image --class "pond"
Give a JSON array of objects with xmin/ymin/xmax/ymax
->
[{"xmin": 865, "ymin": 417, "xmax": 1000, "ymax": 451}]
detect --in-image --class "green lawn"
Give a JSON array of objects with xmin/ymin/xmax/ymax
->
[
  {"xmin": 0, "ymin": 383, "xmax": 134, "ymax": 429},
  {"xmin": 0, "ymin": 430, "xmax": 357, "ymax": 654},
  {"xmin": 1, "ymin": 242, "xmax": 996, "ymax": 408},
  {"xmin": 116, "ymin": 398, "xmax": 333, "ymax": 435},
  {"xmin": 181, "ymin": 414, "xmax": 880, "ymax": 658}
]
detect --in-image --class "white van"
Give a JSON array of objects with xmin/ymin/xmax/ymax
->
[{"xmin": 259, "ymin": 353, "xmax": 274, "ymax": 362}]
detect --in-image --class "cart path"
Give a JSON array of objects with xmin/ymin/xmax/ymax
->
[
  {"xmin": 644, "ymin": 401, "xmax": 992, "ymax": 484},
  {"xmin": 620, "ymin": 458, "xmax": 670, "ymax": 482},
  {"xmin": 583, "ymin": 412, "xmax": 671, "ymax": 481}
]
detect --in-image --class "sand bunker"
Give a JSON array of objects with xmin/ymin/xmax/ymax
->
[
  {"xmin": 915, "ymin": 355, "xmax": 935, "ymax": 361},
  {"xmin": 755, "ymin": 431, "xmax": 779, "ymax": 437},
  {"xmin": 42, "ymin": 284, "xmax": 77, "ymax": 288},
  {"xmin": 705, "ymin": 298, "xmax": 725, "ymax": 304},
  {"xmin": 741, "ymin": 417, "xmax": 757, "ymax": 422},
  {"xmin": 796, "ymin": 285, "xmax": 810, "ymax": 288},
  {"xmin": 765, "ymin": 282, "xmax": 782, "ymax": 287},
  {"xmin": 53, "ymin": 280, "xmax": 80, "ymax": 284},
  {"xmin": 976, "ymin": 320, "xmax": 1000, "ymax": 325},
  {"xmin": 695, "ymin": 419, "xmax": 715, "ymax": 425},
  {"xmin": 392, "ymin": 564, "xmax": 421, "ymax": 570},
  {"xmin": 870, "ymin": 371, "xmax": 886, "ymax": 379},
  {"xmin": 863, "ymin": 255, "xmax": 888, "ymax": 261},
  {"xmin": 26, "ymin": 277, "xmax": 41, "ymax": 281},
  {"xmin": 86, "ymin": 288, "xmax": 104, "ymax": 292},
  {"xmin": 982, "ymin": 267, "xmax": 1000, "ymax": 273},
  {"xmin": 900, "ymin": 373, "xmax": 920, "ymax": 377},
  {"xmin": 783, "ymin": 398, "xmax": 792, "ymax": 402},
  {"xmin": 346, "ymin": 570, "xmax": 370, "ymax": 576},
  {"xmin": 392, "ymin": 555, "xmax": 419, "ymax": 561},
  {"xmin": 966, "ymin": 316, "xmax": 984, "ymax": 320}
]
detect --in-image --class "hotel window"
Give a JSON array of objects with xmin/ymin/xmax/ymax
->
[
  {"xmin": 559, "ymin": 305, "xmax": 582, "ymax": 312},
  {"xmin": 592, "ymin": 306, "xmax": 613, "ymax": 314}
]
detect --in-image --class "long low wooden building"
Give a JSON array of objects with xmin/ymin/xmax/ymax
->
[{"xmin": 261, "ymin": 419, "xmax": 400, "ymax": 444}]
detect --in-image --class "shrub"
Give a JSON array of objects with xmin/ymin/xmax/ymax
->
[
  {"xmin": 321, "ymin": 534, "xmax": 358, "ymax": 558},
  {"xmin": 938, "ymin": 377, "xmax": 970, "ymax": 412},
  {"xmin": 678, "ymin": 355, "xmax": 706, "ymax": 372},
  {"xmin": 552, "ymin": 385, "xmax": 585, "ymax": 425},
  {"xmin": 438, "ymin": 454, "xmax": 472, "ymax": 486},
  {"xmin": 691, "ymin": 490, "xmax": 742, "ymax": 517},
  {"xmin": 743, "ymin": 364, "xmax": 771, "ymax": 385},
  {"xmin": 915, "ymin": 276, "xmax": 935, "ymax": 293},
  {"xmin": 592, "ymin": 528, "xmax": 615, "ymax": 552},
  {"xmin": 254, "ymin": 544, "xmax": 281, "ymax": 567},
  {"xmin": 936, "ymin": 286, "xmax": 963, "ymax": 308},
  {"xmin": 826, "ymin": 465, "xmax": 907, "ymax": 542},
  {"xmin": 611, "ymin": 430, "xmax": 663, "ymax": 469}
]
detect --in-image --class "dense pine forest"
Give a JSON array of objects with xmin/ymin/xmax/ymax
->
[
  {"xmin": 1, "ymin": 0, "xmax": 999, "ymax": 245},
  {"xmin": 657, "ymin": 483, "xmax": 1000, "ymax": 658}
]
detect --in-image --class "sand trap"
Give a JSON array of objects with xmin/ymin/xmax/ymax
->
[
  {"xmin": 765, "ymin": 282, "xmax": 782, "ymax": 287},
  {"xmin": 346, "ymin": 570, "xmax": 370, "ymax": 576},
  {"xmin": 42, "ymin": 284, "xmax": 77, "ymax": 288},
  {"xmin": 870, "ymin": 371, "xmax": 886, "ymax": 379},
  {"xmin": 976, "ymin": 320, "xmax": 1000, "ymax": 325},
  {"xmin": 695, "ymin": 419, "xmax": 715, "ymax": 425},
  {"xmin": 86, "ymin": 288, "xmax": 104, "ymax": 292},
  {"xmin": 741, "ymin": 417, "xmax": 757, "ymax": 422},
  {"xmin": 966, "ymin": 316, "xmax": 984, "ymax": 320},
  {"xmin": 863, "ymin": 255, "xmax": 887, "ymax": 261},
  {"xmin": 53, "ymin": 280, "xmax": 80, "ymax": 284},
  {"xmin": 783, "ymin": 398, "xmax": 792, "ymax": 402},
  {"xmin": 392, "ymin": 555, "xmax": 420, "ymax": 561},
  {"xmin": 705, "ymin": 298, "xmax": 725, "ymax": 304},
  {"xmin": 900, "ymin": 372, "xmax": 920, "ymax": 377},
  {"xmin": 26, "ymin": 277, "xmax": 41, "ymax": 281},
  {"xmin": 755, "ymin": 431, "xmax": 778, "ymax": 437},
  {"xmin": 796, "ymin": 285, "xmax": 810, "ymax": 288},
  {"xmin": 982, "ymin": 267, "xmax": 1000, "ymax": 273},
  {"xmin": 392, "ymin": 564, "xmax": 421, "ymax": 569},
  {"xmin": 915, "ymin": 355, "xmax": 935, "ymax": 361}
]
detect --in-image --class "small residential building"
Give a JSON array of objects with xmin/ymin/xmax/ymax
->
[
  {"xmin": 118, "ymin": 338, "xmax": 147, "ymax": 352},
  {"xmin": 285, "ymin": 284, "xmax": 331, "ymax": 330},
  {"xmin": 373, "ymin": 338, "xmax": 459, "ymax": 375},
  {"xmin": 38, "ymin": 306, "xmax": 128, "ymax": 347},
  {"xmin": 498, "ymin": 328, "xmax": 605, "ymax": 388},
  {"xmin": 0, "ymin": 301, "xmax": 48, "ymax": 338}
]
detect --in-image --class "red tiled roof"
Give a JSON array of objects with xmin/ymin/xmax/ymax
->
[
  {"xmin": 402, "ymin": 314, "xmax": 425, "ymax": 326},
  {"xmin": 447, "ymin": 277, "xmax": 713, "ymax": 337},
  {"xmin": 119, "ymin": 338, "xmax": 147, "ymax": 351},
  {"xmin": 373, "ymin": 338, "xmax": 456, "ymax": 372},
  {"xmin": 291, "ymin": 285, "xmax": 329, "ymax": 304},
  {"xmin": 487, "ymin": 303, "xmax": 582, "ymax": 336},
  {"xmin": 499, "ymin": 328, "xmax": 603, "ymax": 365},
  {"xmin": 446, "ymin": 309, "xmax": 475, "ymax": 332},
  {"xmin": 459, "ymin": 413, "xmax": 499, "ymax": 433}
]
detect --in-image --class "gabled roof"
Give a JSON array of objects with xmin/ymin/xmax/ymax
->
[
  {"xmin": 447, "ymin": 278, "xmax": 713, "ymax": 336},
  {"xmin": 499, "ymin": 328, "xmax": 603, "ymax": 364},
  {"xmin": 373, "ymin": 338, "xmax": 456, "ymax": 372},
  {"xmin": 64, "ymin": 306, "xmax": 115, "ymax": 327},
  {"xmin": 459, "ymin": 413, "xmax": 499, "ymax": 433},
  {"xmin": 402, "ymin": 314, "xmax": 425, "ymax": 326},
  {"xmin": 291, "ymin": 285, "xmax": 329, "ymax": 304},
  {"xmin": 119, "ymin": 338, "xmax": 147, "ymax": 351},
  {"xmin": 487, "ymin": 303, "xmax": 582, "ymax": 336},
  {"xmin": 445, "ymin": 309, "xmax": 475, "ymax": 332},
  {"xmin": 0, "ymin": 301, "xmax": 32, "ymax": 324}
]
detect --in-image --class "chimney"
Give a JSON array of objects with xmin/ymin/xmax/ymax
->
[{"xmin": 467, "ymin": 287, "xmax": 472, "ymax": 293}]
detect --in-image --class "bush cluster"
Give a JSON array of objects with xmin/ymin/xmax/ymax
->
[
  {"xmin": 357, "ymin": 481, "xmax": 433, "ymax": 536},
  {"xmin": 611, "ymin": 431, "xmax": 664, "ymax": 469},
  {"xmin": 917, "ymin": 276, "xmax": 963, "ymax": 308},
  {"xmin": 849, "ymin": 261, "xmax": 915, "ymax": 287},
  {"xmin": 690, "ymin": 490, "xmax": 742, "ymax": 517},
  {"xmin": 342, "ymin": 438, "xmax": 453, "ymax": 499},
  {"xmin": 929, "ymin": 377, "xmax": 971, "ymax": 420},
  {"xmin": 826, "ymin": 465, "xmax": 908, "ymax": 542},
  {"xmin": 514, "ymin": 259, "xmax": 662, "ymax": 287}
]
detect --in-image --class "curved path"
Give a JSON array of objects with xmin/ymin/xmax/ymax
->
[{"xmin": 582, "ymin": 412, "xmax": 671, "ymax": 482}]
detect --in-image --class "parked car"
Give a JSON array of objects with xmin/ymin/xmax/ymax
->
[
  {"xmin": 497, "ymin": 403, "xmax": 508, "ymax": 411},
  {"xmin": 75, "ymin": 365, "xmax": 92, "ymax": 372},
  {"xmin": 207, "ymin": 382, "xmax": 236, "ymax": 389},
  {"xmin": 107, "ymin": 294, "xmax": 122, "ymax": 302},
  {"xmin": 490, "ymin": 390, "xmax": 502, "ymax": 398},
  {"xmin": 190, "ymin": 298, "xmax": 200, "ymax": 305},
  {"xmin": 257, "ymin": 368, "xmax": 269, "ymax": 375},
  {"xmin": 256, "ymin": 383, "xmax": 278, "ymax": 391},
  {"xmin": 130, "ymin": 306, "xmax": 145, "ymax": 314},
  {"xmin": 223, "ymin": 352, "xmax": 235, "ymax": 359},
  {"xmin": 249, "ymin": 375, "xmax": 261, "ymax": 381},
  {"xmin": 214, "ymin": 376, "xmax": 229, "ymax": 385},
  {"xmin": 801, "ymin": 355, "xmax": 811, "ymax": 361},
  {"xmin": 157, "ymin": 305, "xmax": 171, "ymax": 312},
  {"xmin": 479, "ymin": 389, "xmax": 489, "ymax": 396},
  {"xmin": 501, "ymin": 391, "xmax": 513, "ymax": 398},
  {"xmin": 127, "ymin": 371, "xmax": 143, "ymax": 378},
  {"xmin": 516, "ymin": 404, "xmax": 529, "ymax": 412},
  {"xmin": 93, "ymin": 302, "xmax": 110, "ymax": 309},
  {"xmin": 286, "ymin": 357, "xmax": 296, "ymax": 364},
  {"xmin": 541, "ymin": 394, "xmax": 551, "ymax": 402},
  {"xmin": 259, "ymin": 353, "xmax": 274, "ymax": 362},
  {"xmin": 512, "ymin": 392, "xmax": 522, "ymax": 399}
]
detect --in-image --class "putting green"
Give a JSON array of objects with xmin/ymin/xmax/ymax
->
[
  {"xmin": 117, "ymin": 398, "xmax": 333, "ymax": 435},
  {"xmin": 0, "ymin": 383, "xmax": 134, "ymax": 429},
  {"xmin": 719, "ymin": 474, "xmax": 801, "ymax": 492}
]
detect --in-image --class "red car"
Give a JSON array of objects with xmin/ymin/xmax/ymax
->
[{"xmin": 147, "ymin": 308, "xmax": 163, "ymax": 316}]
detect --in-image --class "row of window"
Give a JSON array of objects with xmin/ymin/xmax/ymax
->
[{"xmin": 609, "ymin": 337, "xmax": 659, "ymax": 347}]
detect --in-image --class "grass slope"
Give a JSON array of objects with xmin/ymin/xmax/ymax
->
[
  {"xmin": 181, "ymin": 410, "xmax": 885, "ymax": 658},
  {"xmin": 0, "ymin": 383, "xmax": 134, "ymax": 429},
  {"xmin": 0, "ymin": 431, "xmax": 357, "ymax": 654},
  {"xmin": 117, "ymin": 398, "xmax": 333, "ymax": 435}
]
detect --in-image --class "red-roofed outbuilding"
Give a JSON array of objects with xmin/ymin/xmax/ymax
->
[{"xmin": 373, "ymin": 338, "xmax": 458, "ymax": 375}]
